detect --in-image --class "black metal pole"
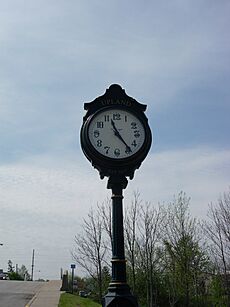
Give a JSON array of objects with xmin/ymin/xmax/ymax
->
[
  {"xmin": 102, "ymin": 175, "xmax": 139, "ymax": 307},
  {"xmin": 72, "ymin": 267, "xmax": 74, "ymax": 294}
]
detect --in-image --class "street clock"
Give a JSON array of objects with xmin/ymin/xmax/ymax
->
[{"xmin": 80, "ymin": 84, "xmax": 152, "ymax": 179}]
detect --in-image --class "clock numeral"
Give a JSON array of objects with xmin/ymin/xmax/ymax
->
[
  {"xmin": 125, "ymin": 147, "xmax": 132, "ymax": 154},
  {"xmin": 104, "ymin": 115, "xmax": 110, "ymax": 122},
  {"xmin": 131, "ymin": 122, "xmax": 137, "ymax": 129},
  {"xmin": 94, "ymin": 130, "xmax": 100, "ymax": 138},
  {"xmin": 113, "ymin": 113, "xmax": 121, "ymax": 120},
  {"xmin": 125, "ymin": 115, "xmax": 127, "ymax": 122},
  {"xmin": 97, "ymin": 140, "xmax": 102, "ymax": 147},
  {"xmin": 97, "ymin": 121, "xmax": 104, "ymax": 128},
  {"xmin": 114, "ymin": 148, "xmax": 120, "ymax": 157},
  {"xmin": 134, "ymin": 130, "xmax": 140, "ymax": 138},
  {"xmin": 131, "ymin": 140, "xmax": 137, "ymax": 147},
  {"xmin": 104, "ymin": 146, "xmax": 110, "ymax": 154}
]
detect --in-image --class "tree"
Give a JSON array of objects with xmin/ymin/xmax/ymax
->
[
  {"xmin": 18, "ymin": 265, "xmax": 30, "ymax": 281},
  {"xmin": 71, "ymin": 191, "xmax": 228, "ymax": 306},
  {"xmin": 162, "ymin": 192, "xmax": 209, "ymax": 306},
  {"xmin": 7, "ymin": 260, "xmax": 30, "ymax": 281},
  {"xmin": 72, "ymin": 207, "xmax": 108, "ymax": 301},
  {"xmin": 124, "ymin": 191, "xmax": 140, "ymax": 294},
  {"xmin": 136, "ymin": 202, "xmax": 164, "ymax": 307},
  {"xmin": 204, "ymin": 189, "xmax": 230, "ymax": 305},
  {"xmin": 7, "ymin": 260, "xmax": 14, "ymax": 273},
  {"xmin": 101, "ymin": 266, "xmax": 111, "ymax": 294},
  {"xmin": 100, "ymin": 198, "xmax": 112, "ymax": 250}
]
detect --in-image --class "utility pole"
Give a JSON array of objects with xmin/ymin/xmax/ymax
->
[{"xmin": 31, "ymin": 249, "xmax": 35, "ymax": 281}]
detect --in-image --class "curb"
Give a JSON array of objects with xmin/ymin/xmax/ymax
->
[
  {"xmin": 25, "ymin": 294, "xmax": 37, "ymax": 307},
  {"xmin": 24, "ymin": 280, "xmax": 62, "ymax": 307}
]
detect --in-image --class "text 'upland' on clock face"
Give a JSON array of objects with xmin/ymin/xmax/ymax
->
[{"xmin": 88, "ymin": 109, "xmax": 145, "ymax": 159}]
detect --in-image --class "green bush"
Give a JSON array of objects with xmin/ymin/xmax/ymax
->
[{"xmin": 8, "ymin": 272, "xmax": 24, "ymax": 280}]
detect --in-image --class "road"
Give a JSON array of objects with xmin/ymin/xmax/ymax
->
[{"xmin": 0, "ymin": 280, "xmax": 44, "ymax": 307}]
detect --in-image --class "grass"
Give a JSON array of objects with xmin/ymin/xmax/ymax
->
[{"xmin": 58, "ymin": 293, "xmax": 101, "ymax": 307}]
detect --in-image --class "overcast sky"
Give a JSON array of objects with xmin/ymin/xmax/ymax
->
[{"xmin": 0, "ymin": 1, "xmax": 230, "ymax": 280}]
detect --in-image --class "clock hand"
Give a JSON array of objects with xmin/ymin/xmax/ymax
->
[
  {"xmin": 113, "ymin": 128, "xmax": 132, "ymax": 153},
  {"xmin": 111, "ymin": 120, "xmax": 132, "ymax": 153}
]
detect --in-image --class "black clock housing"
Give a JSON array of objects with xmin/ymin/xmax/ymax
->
[{"xmin": 80, "ymin": 84, "xmax": 152, "ymax": 179}]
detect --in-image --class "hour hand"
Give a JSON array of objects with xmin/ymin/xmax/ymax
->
[{"xmin": 111, "ymin": 119, "xmax": 118, "ymax": 134}]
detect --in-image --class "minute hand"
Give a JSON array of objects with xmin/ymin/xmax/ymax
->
[{"xmin": 111, "ymin": 120, "xmax": 132, "ymax": 153}]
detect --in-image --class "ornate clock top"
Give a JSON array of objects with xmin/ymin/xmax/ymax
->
[{"xmin": 83, "ymin": 84, "xmax": 147, "ymax": 120}]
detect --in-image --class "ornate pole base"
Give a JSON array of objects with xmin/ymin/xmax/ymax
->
[{"xmin": 102, "ymin": 283, "xmax": 139, "ymax": 307}]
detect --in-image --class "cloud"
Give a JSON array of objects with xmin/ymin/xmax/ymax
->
[
  {"xmin": 128, "ymin": 147, "xmax": 230, "ymax": 218},
  {"xmin": 0, "ymin": 146, "xmax": 229, "ymax": 278},
  {"xmin": 2, "ymin": 138, "xmax": 229, "ymax": 278},
  {"xmin": 0, "ymin": 153, "xmax": 108, "ymax": 279},
  {"xmin": 1, "ymin": 1, "xmax": 229, "ymax": 102}
]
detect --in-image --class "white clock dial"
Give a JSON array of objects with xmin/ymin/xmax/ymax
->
[{"xmin": 88, "ymin": 109, "xmax": 145, "ymax": 159}]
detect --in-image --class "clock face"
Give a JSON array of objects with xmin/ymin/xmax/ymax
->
[{"xmin": 88, "ymin": 108, "xmax": 146, "ymax": 159}]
